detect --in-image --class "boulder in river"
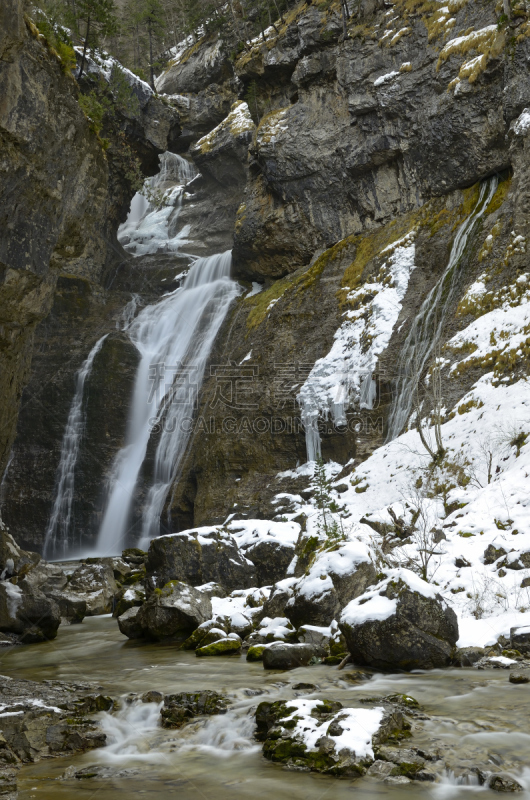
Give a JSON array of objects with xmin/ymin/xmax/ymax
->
[
  {"xmin": 136, "ymin": 581, "xmax": 212, "ymax": 641},
  {"xmin": 196, "ymin": 634, "xmax": 242, "ymax": 656},
  {"xmin": 145, "ymin": 528, "xmax": 256, "ymax": 592},
  {"xmin": 511, "ymin": 624, "xmax": 530, "ymax": 655},
  {"xmin": 262, "ymin": 642, "xmax": 323, "ymax": 670},
  {"xmin": 339, "ymin": 569, "xmax": 459, "ymax": 671},
  {"xmin": 117, "ymin": 606, "xmax": 144, "ymax": 639},
  {"xmin": 255, "ymin": 697, "xmax": 408, "ymax": 775},
  {"xmin": 161, "ymin": 691, "xmax": 230, "ymax": 728}
]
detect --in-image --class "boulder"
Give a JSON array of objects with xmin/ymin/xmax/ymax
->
[
  {"xmin": 247, "ymin": 644, "xmax": 267, "ymax": 661},
  {"xmin": 85, "ymin": 556, "xmax": 132, "ymax": 583},
  {"xmin": 47, "ymin": 590, "xmax": 86, "ymax": 624},
  {"xmin": 182, "ymin": 619, "xmax": 229, "ymax": 650},
  {"xmin": 161, "ymin": 690, "xmax": 230, "ymax": 728},
  {"xmin": 0, "ymin": 579, "xmax": 60, "ymax": 643},
  {"xmin": 196, "ymin": 635, "xmax": 242, "ymax": 657},
  {"xmin": 113, "ymin": 585, "xmax": 145, "ymax": 618},
  {"xmin": 146, "ymin": 528, "xmax": 256, "ymax": 592},
  {"xmin": 488, "ymin": 774, "xmax": 523, "ymax": 792},
  {"xmin": 262, "ymin": 642, "xmax": 323, "ymax": 670},
  {"xmin": 257, "ymin": 578, "xmax": 297, "ymax": 622},
  {"xmin": 339, "ymin": 569, "xmax": 459, "ymax": 671},
  {"xmin": 244, "ymin": 540, "xmax": 295, "ymax": 587},
  {"xmin": 66, "ymin": 563, "xmax": 118, "ymax": 615},
  {"xmin": 191, "ymin": 101, "xmax": 255, "ymax": 189},
  {"xmin": 285, "ymin": 543, "xmax": 376, "ymax": 629},
  {"xmin": 246, "ymin": 616, "xmax": 296, "ymax": 646},
  {"xmin": 453, "ymin": 646, "xmax": 486, "ymax": 667},
  {"xmin": 157, "ymin": 38, "xmax": 231, "ymax": 95},
  {"xmin": 255, "ymin": 697, "xmax": 408, "ymax": 775},
  {"xmin": 117, "ymin": 606, "xmax": 144, "ymax": 640},
  {"xmin": 483, "ymin": 545, "xmax": 507, "ymax": 565},
  {"xmin": 136, "ymin": 581, "xmax": 212, "ymax": 641},
  {"xmin": 509, "ymin": 671, "xmax": 530, "ymax": 684}
]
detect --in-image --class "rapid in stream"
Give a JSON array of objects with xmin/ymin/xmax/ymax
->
[{"xmin": 1, "ymin": 616, "xmax": 529, "ymax": 800}]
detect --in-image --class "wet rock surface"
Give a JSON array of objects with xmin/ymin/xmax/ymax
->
[{"xmin": 161, "ymin": 690, "xmax": 230, "ymax": 728}]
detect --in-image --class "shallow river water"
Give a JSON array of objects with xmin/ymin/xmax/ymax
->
[{"xmin": 1, "ymin": 616, "xmax": 529, "ymax": 800}]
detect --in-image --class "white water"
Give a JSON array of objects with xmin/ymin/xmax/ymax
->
[
  {"xmin": 118, "ymin": 152, "xmax": 197, "ymax": 257},
  {"xmin": 96, "ymin": 251, "xmax": 239, "ymax": 555},
  {"xmin": 43, "ymin": 335, "xmax": 108, "ymax": 558},
  {"xmin": 98, "ymin": 700, "xmax": 163, "ymax": 760},
  {"xmin": 386, "ymin": 177, "xmax": 498, "ymax": 441},
  {"xmin": 116, "ymin": 293, "xmax": 140, "ymax": 331}
]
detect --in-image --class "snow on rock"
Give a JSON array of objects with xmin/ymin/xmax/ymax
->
[
  {"xmin": 514, "ymin": 109, "xmax": 530, "ymax": 136},
  {"xmin": 374, "ymin": 70, "xmax": 400, "ymax": 86},
  {"xmin": 297, "ymin": 232, "xmax": 416, "ymax": 457}
]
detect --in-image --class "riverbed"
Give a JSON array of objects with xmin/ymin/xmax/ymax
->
[{"xmin": 1, "ymin": 616, "xmax": 529, "ymax": 800}]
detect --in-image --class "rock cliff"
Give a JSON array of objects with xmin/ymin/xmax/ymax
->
[{"xmin": 3, "ymin": 0, "xmax": 530, "ymax": 554}]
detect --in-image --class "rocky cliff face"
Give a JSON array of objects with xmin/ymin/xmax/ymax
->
[
  {"xmin": 3, "ymin": 0, "xmax": 530, "ymax": 552},
  {"xmin": 0, "ymin": 0, "xmax": 179, "ymax": 549}
]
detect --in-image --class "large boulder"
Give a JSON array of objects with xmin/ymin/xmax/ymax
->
[
  {"xmin": 146, "ymin": 528, "xmax": 256, "ymax": 593},
  {"xmin": 117, "ymin": 606, "xmax": 144, "ymax": 640},
  {"xmin": 191, "ymin": 101, "xmax": 255, "ymax": 188},
  {"xmin": 0, "ymin": 580, "xmax": 61, "ymax": 643},
  {"xmin": 157, "ymin": 38, "xmax": 232, "ymax": 95},
  {"xmin": 66, "ymin": 563, "xmax": 118, "ymax": 615},
  {"xmin": 339, "ymin": 569, "xmax": 459, "ymax": 671},
  {"xmin": 257, "ymin": 578, "xmax": 298, "ymax": 622},
  {"xmin": 285, "ymin": 543, "xmax": 376, "ymax": 629},
  {"xmin": 136, "ymin": 581, "xmax": 212, "ymax": 641},
  {"xmin": 255, "ymin": 697, "xmax": 408, "ymax": 775}
]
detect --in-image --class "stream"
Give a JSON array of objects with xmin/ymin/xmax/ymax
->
[{"xmin": 1, "ymin": 616, "xmax": 529, "ymax": 799}]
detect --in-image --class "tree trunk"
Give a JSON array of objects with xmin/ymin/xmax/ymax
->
[{"xmin": 78, "ymin": 14, "xmax": 91, "ymax": 81}]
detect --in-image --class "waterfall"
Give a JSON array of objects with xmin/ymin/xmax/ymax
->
[
  {"xmin": 43, "ymin": 335, "xmax": 108, "ymax": 558},
  {"xmin": 96, "ymin": 251, "xmax": 239, "ymax": 555},
  {"xmin": 116, "ymin": 293, "xmax": 140, "ymax": 331},
  {"xmin": 386, "ymin": 177, "xmax": 498, "ymax": 442}
]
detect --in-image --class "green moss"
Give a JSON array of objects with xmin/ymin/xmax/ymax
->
[
  {"xmin": 245, "ymin": 273, "xmax": 294, "ymax": 330},
  {"xmin": 196, "ymin": 638, "xmax": 241, "ymax": 657},
  {"xmin": 485, "ymin": 176, "xmax": 512, "ymax": 215},
  {"xmin": 246, "ymin": 644, "xmax": 267, "ymax": 661}
]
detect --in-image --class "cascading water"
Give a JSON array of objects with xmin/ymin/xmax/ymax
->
[
  {"xmin": 43, "ymin": 335, "xmax": 108, "ymax": 558},
  {"xmin": 386, "ymin": 177, "xmax": 498, "ymax": 442},
  {"xmin": 118, "ymin": 152, "xmax": 197, "ymax": 257},
  {"xmin": 96, "ymin": 251, "xmax": 239, "ymax": 555}
]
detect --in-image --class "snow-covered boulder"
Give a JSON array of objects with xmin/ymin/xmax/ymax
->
[
  {"xmin": 134, "ymin": 581, "xmax": 212, "ymax": 642},
  {"xmin": 228, "ymin": 520, "xmax": 299, "ymax": 586},
  {"xmin": 146, "ymin": 528, "xmax": 256, "ymax": 593},
  {"xmin": 257, "ymin": 577, "xmax": 298, "ymax": 622},
  {"xmin": 339, "ymin": 569, "xmax": 459, "ymax": 671},
  {"xmin": 255, "ymin": 697, "xmax": 407, "ymax": 775},
  {"xmin": 285, "ymin": 543, "xmax": 376, "ymax": 629}
]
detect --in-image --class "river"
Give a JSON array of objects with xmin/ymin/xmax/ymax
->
[{"xmin": 1, "ymin": 616, "xmax": 529, "ymax": 799}]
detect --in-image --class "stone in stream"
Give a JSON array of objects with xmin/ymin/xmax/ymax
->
[
  {"xmin": 489, "ymin": 774, "xmax": 524, "ymax": 792},
  {"xmin": 196, "ymin": 634, "xmax": 242, "ymax": 656},
  {"xmin": 161, "ymin": 691, "xmax": 230, "ymax": 728},
  {"xmin": 452, "ymin": 646, "xmax": 486, "ymax": 667},
  {"xmin": 113, "ymin": 585, "xmax": 145, "ymax": 618},
  {"xmin": 509, "ymin": 671, "xmax": 530, "ymax": 684},
  {"xmin": 182, "ymin": 618, "xmax": 229, "ymax": 649},
  {"xmin": 262, "ymin": 642, "xmax": 324, "ymax": 670},
  {"xmin": 145, "ymin": 528, "xmax": 256, "ymax": 593},
  {"xmin": 255, "ymin": 697, "xmax": 408, "ymax": 776},
  {"xmin": 247, "ymin": 644, "xmax": 267, "ymax": 662},
  {"xmin": 135, "ymin": 580, "xmax": 212, "ymax": 641},
  {"xmin": 339, "ymin": 569, "xmax": 459, "ymax": 671}
]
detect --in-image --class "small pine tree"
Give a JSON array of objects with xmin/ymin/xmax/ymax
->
[{"xmin": 313, "ymin": 456, "xmax": 344, "ymax": 543}]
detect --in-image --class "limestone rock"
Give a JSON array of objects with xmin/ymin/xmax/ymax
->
[
  {"xmin": 136, "ymin": 581, "xmax": 212, "ymax": 641},
  {"xmin": 146, "ymin": 528, "xmax": 256, "ymax": 592},
  {"xmin": 339, "ymin": 569, "xmax": 459, "ymax": 671}
]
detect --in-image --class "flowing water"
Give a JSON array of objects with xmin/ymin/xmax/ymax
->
[
  {"xmin": 386, "ymin": 177, "xmax": 498, "ymax": 442},
  {"xmin": 43, "ymin": 335, "xmax": 108, "ymax": 559},
  {"xmin": 1, "ymin": 616, "xmax": 529, "ymax": 800},
  {"xmin": 96, "ymin": 251, "xmax": 239, "ymax": 555}
]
